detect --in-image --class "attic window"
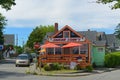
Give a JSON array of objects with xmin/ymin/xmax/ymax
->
[
  {"xmin": 71, "ymin": 31, "xmax": 79, "ymax": 37},
  {"xmin": 55, "ymin": 32, "xmax": 63, "ymax": 38},
  {"xmin": 63, "ymin": 31, "xmax": 70, "ymax": 38},
  {"xmin": 98, "ymin": 48, "xmax": 104, "ymax": 52}
]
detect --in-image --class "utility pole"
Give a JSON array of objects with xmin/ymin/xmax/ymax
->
[
  {"xmin": 22, "ymin": 37, "xmax": 25, "ymax": 52},
  {"xmin": 16, "ymin": 34, "xmax": 18, "ymax": 46}
]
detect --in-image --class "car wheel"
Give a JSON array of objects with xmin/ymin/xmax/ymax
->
[
  {"xmin": 27, "ymin": 64, "xmax": 30, "ymax": 67},
  {"xmin": 16, "ymin": 64, "xmax": 19, "ymax": 67}
]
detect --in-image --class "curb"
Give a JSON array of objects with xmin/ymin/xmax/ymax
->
[
  {"xmin": 27, "ymin": 67, "xmax": 119, "ymax": 77},
  {"xmin": 43, "ymin": 73, "xmax": 92, "ymax": 77},
  {"xmin": 31, "ymin": 71, "xmax": 101, "ymax": 77},
  {"xmin": 39, "ymin": 69, "xmax": 118, "ymax": 77}
]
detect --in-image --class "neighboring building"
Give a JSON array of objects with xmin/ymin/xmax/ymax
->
[
  {"xmin": 78, "ymin": 30, "xmax": 120, "ymax": 66},
  {"xmin": 3, "ymin": 34, "xmax": 15, "ymax": 45},
  {"xmin": 106, "ymin": 34, "xmax": 120, "ymax": 51},
  {"xmin": 3, "ymin": 34, "xmax": 15, "ymax": 58},
  {"xmin": 40, "ymin": 23, "xmax": 120, "ymax": 67}
]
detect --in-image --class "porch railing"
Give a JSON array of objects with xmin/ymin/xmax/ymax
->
[{"xmin": 39, "ymin": 54, "xmax": 89, "ymax": 66}]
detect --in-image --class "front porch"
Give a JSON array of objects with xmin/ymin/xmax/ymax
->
[
  {"xmin": 39, "ymin": 54, "xmax": 89, "ymax": 66},
  {"xmin": 38, "ymin": 43, "xmax": 91, "ymax": 67}
]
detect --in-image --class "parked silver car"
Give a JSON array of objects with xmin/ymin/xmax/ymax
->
[{"xmin": 15, "ymin": 53, "xmax": 32, "ymax": 67}]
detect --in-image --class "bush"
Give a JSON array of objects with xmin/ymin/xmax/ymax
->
[
  {"xmin": 74, "ymin": 64, "xmax": 84, "ymax": 70},
  {"xmin": 44, "ymin": 64, "xmax": 51, "ymax": 71},
  {"xmin": 105, "ymin": 52, "xmax": 120, "ymax": 68},
  {"xmin": 50, "ymin": 63, "xmax": 61, "ymax": 70},
  {"xmin": 44, "ymin": 63, "xmax": 62, "ymax": 71},
  {"xmin": 92, "ymin": 62, "xmax": 97, "ymax": 68},
  {"xmin": 85, "ymin": 65, "xmax": 93, "ymax": 72}
]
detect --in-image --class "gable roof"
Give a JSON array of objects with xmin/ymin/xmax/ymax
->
[
  {"xmin": 51, "ymin": 25, "xmax": 83, "ymax": 38},
  {"xmin": 106, "ymin": 34, "xmax": 120, "ymax": 48},
  {"xmin": 43, "ymin": 25, "xmax": 120, "ymax": 48},
  {"xmin": 42, "ymin": 32, "xmax": 54, "ymax": 43},
  {"xmin": 78, "ymin": 31, "xmax": 97, "ymax": 43},
  {"xmin": 93, "ymin": 41, "xmax": 106, "ymax": 46}
]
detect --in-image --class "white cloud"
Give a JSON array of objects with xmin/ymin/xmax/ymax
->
[{"xmin": 0, "ymin": 0, "xmax": 120, "ymax": 30}]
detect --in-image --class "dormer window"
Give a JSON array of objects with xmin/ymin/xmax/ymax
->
[{"xmin": 63, "ymin": 31, "xmax": 70, "ymax": 38}]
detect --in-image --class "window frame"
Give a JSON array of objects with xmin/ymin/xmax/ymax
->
[
  {"xmin": 63, "ymin": 31, "xmax": 70, "ymax": 38},
  {"xmin": 98, "ymin": 47, "xmax": 104, "ymax": 52}
]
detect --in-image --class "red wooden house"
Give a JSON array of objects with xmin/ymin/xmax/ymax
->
[{"xmin": 39, "ymin": 23, "xmax": 91, "ymax": 67}]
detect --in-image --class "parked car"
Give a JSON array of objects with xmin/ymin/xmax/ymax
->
[{"xmin": 15, "ymin": 53, "xmax": 33, "ymax": 67}]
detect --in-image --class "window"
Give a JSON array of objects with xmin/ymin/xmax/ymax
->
[
  {"xmin": 63, "ymin": 31, "xmax": 70, "ymax": 38},
  {"xmin": 98, "ymin": 48, "xmax": 104, "ymax": 52},
  {"xmin": 73, "ymin": 47, "xmax": 79, "ymax": 54},
  {"xmin": 70, "ymin": 31, "xmax": 78, "ymax": 37},
  {"xmin": 55, "ymin": 32, "xmax": 63, "ymax": 38}
]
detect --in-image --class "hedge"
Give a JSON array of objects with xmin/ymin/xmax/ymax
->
[{"xmin": 105, "ymin": 52, "xmax": 120, "ymax": 68}]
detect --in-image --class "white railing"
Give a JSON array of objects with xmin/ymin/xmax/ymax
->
[{"xmin": 49, "ymin": 37, "xmax": 85, "ymax": 42}]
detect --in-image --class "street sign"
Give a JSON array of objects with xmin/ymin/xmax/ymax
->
[
  {"xmin": 34, "ymin": 42, "xmax": 40, "ymax": 49},
  {"xmin": 0, "ymin": 45, "xmax": 3, "ymax": 50}
]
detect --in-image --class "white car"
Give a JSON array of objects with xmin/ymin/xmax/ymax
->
[{"xmin": 15, "ymin": 54, "xmax": 31, "ymax": 67}]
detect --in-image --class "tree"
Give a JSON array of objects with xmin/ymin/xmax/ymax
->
[
  {"xmin": 114, "ymin": 23, "xmax": 120, "ymax": 39},
  {"xmin": 14, "ymin": 46, "xmax": 23, "ymax": 54},
  {"xmin": 97, "ymin": 0, "xmax": 120, "ymax": 9},
  {"xmin": 0, "ymin": 0, "xmax": 16, "ymax": 10},
  {"xmin": 0, "ymin": 13, "xmax": 6, "ymax": 44},
  {"xmin": 0, "ymin": 0, "xmax": 16, "ymax": 44},
  {"xmin": 26, "ymin": 25, "xmax": 54, "ymax": 48}
]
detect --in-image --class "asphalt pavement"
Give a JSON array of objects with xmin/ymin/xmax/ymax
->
[{"xmin": 0, "ymin": 58, "xmax": 120, "ymax": 80}]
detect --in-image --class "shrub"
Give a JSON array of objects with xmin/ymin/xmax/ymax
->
[
  {"xmin": 85, "ymin": 65, "xmax": 93, "ymax": 72},
  {"xmin": 105, "ymin": 52, "xmax": 120, "ymax": 68},
  {"xmin": 44, "ymin": 64, "xmax": 51, "ymax": 71},
  {"xmin": 44, "ymin": 63, "xmax": 62, "ymax": 71},
  {"xmin": 92, "ymin": 62, "xmax": 97, "ymax": 68},
  {"xmin": 50, "ymin": 63, "xmax": 61, "ymax": 70},
  {"xmin": 74, "ymin": 64, "xmax": 83, "ymax": 70}
]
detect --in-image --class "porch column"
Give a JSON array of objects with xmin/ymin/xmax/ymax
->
[
  {"xmin": 54, "ymin": 48, "xmax": 55, "ymax": 55},
  {"xmin": 70, "ymin": 48, "xmax": 72, "ymax": 62},
  {"xmin": 88, "ymin": 43, "xmax": 91, "ymax": 63},
  {"xmin": 79, "ymin": 46, "xmax": 81, "ymax": 54}
]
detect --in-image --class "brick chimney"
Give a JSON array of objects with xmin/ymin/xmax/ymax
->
[{"xmin": 54, "ymin": 23, "xmax": 58, "ymax": 33}]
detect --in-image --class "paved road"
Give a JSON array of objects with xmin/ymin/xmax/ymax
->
[{"xmin": 0, "ymin": 59, "xmax": 120, "ymax": 80}]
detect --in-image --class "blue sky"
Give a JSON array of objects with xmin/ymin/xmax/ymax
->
[
  {"xmin": 3, "ymin": 27, "xmax": 33, "ymax": 46},
  {"xmin": 0, "ymin": 0, "xmax": 120, "ymax": 46}
]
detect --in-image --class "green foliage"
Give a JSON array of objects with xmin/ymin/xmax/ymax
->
[
  {"xmin": 85, "ymin": 65, "xmax": 93, "ymax": 72},
  {"xmin": 26, "ymin": 25, "xmax": 54, "ymax": 48},
  {"xmin": 105, "ymin": 52, "xmax": 120, "ymax": 68},
  {"xmin": 97, "ymin": 0, "xmax": 120, "ymax": 9},
  {"xmin": 50, "ymin": 63, "xmax": 61, "ymax": 70},
  {"xmin": 0, "ymin": 0, "xmax": 16, "ymax": 44},
  {"xmin": 114, "ymin": 23, "xmax": 120, "ymax": 39},
  {"xmin": 0, "ymin": 0, "xmax": 16, "ymax": 10},
  {"xmin": 44, "ymin": 63, "xmax": 62, "ymax": 71},
  {"xmin": 74, "ymin": 64, "xmax": 84, "ymax": 70},
  {"xmin": 14, "ymin": 46, "xmax": 23, "ymax": 54},
  {"xmin": 44, "ymin": 64, "xmax": 52, "ymax": 71},
  {"xmin": 0, "ymin": 13, "xmax": 6, "ymax": 44},
  {"xmin": 92, "ymin": 62, "xmax": 97, "ymax": 68}
]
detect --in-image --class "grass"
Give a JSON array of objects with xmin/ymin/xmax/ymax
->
[
  {"xmin": 26, "ymin": 66, "xmax": 84, "ymax": 75},
  {"xmin": 40, "ymin": 69, "xmax": 78, "ymax": 75}
]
